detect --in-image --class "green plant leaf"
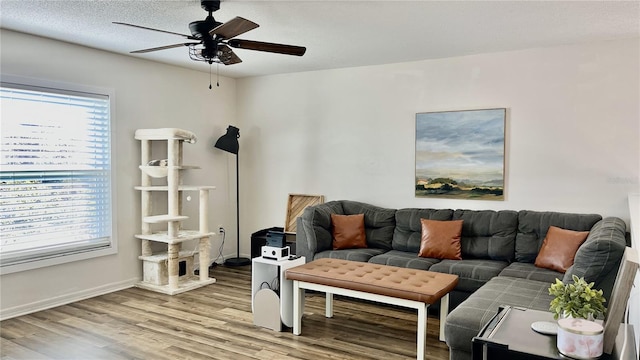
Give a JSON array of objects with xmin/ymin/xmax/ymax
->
[{"xmin": 547, "ymin": 276, "xmax": 606, "ymax": 320}]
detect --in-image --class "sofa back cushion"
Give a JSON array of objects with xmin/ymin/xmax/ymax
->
[
  {"xmin": 515, "ymin": 210, "xmax": 602, "ymax": 263},
  {"xmin": 393, "ymin": 208, "xmax": 454, "ymax": 253},
  {"xmin": 341, "ymin": 200, "xmax": 396, "ymax": 250},
  {"xmin": 563, "ymin": 217, "xmax": 627, "ymax": 301},
  {"xmin": 452, "ymin": 209, "xmax": 518, "ymax": 261},
  {"xmin": 300, "ymin": 201, "xmax": 345, "ymax": 253},
  {"xmin": 300, "ymin": 200, "xmax": 397, "ymax": 253}
]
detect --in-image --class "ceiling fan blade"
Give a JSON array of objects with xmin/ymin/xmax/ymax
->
[
  {"xmin": 210, "ymin": 17, "xmax": 259, "ymax": 39},
  {"xmin": 227, "ymin": 39, "xmax": 306, "ymax": 56},
  {"xmin": 217, "ymin": 44, "xmax": 242, "ymax": 65},
  {"xmin": 131, "ymin": 43, "xmax": 197, "ymax": 54},
  {"xmin": 113, "ymin": 22, "xmax": 198, "ymax": 40}
]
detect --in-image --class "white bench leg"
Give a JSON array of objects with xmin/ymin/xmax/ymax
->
[
  {"xmin": 325, "ymin": 292, "xmax": 333, "ymax": 318},
  {"xmin": 417, "ymin": 303, "xmax": 427, "ymax": 360},
  {"xmin": 439, "ymin": 293, "xmax": 449, "ymax": 342},
  {"xmin": 293, "ymin": 280, "xmax": 302, "ymax": 335}
]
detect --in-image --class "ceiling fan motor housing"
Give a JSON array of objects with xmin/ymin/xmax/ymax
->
[
  {"xmin": 189, "ymin": 17, "xmax": 222, "ymax": 39},
  {"xmin": 201, "ymin": 0, "xmax": 220, "ymax": 13},
  {"xmin": 190, "ymin": 0, "xmax": 222, "ymax": 38}
]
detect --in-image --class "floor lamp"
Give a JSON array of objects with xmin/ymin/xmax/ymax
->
[{"xmin": 215, "ymin": 125, "xmax": 251, "ymax": 266}]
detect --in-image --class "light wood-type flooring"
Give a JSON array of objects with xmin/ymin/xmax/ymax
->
[{"xmin": 1, "ymin": 264, "xmax": 450, "ymax": 359}]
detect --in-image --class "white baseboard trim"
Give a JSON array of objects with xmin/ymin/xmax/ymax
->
[{"xmin": 0, "ymin": 277, "xmax": 139, "ymax": 321}]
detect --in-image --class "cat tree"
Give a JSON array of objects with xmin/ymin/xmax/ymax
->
[{"xmin": 134, "ymin": 128, "xmax": 216, "ymax": 295}]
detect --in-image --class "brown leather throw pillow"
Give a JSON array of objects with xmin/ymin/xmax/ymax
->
[
  {"xmin": 418, "ymin": 219, "xmax": 463, "ymax": 260},
  {"xmin": 534, "ymin": 226, "xmax": 589, "ymax": 273},
  {"xmin": 331, "ymin": 213, "xmax": 367, "ymax": 250}
]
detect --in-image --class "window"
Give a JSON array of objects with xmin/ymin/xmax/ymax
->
[{"xmin": 0, "ymin": 78, "xmax": 116, "ymax": 274}]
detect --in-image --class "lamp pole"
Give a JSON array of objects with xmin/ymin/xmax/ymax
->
[
  {"xmin": 215, "ymin": 125, "xmax": 250, "ymax": 267},
  {"xmin": 224, "ymin": 153, "xmax": 250, "ymax": 266}
]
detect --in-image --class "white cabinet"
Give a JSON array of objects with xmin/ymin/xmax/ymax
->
[
  {"xmin": 252, "ymin": 256, "xmax": 305, "ymax": 330},
  {"xmin": 134, "ymin": 128, "xmax": 216, "ymax": 295}
]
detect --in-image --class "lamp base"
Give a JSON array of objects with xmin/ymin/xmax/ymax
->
[{"xmin": 224, "ymin": 257, "xmax": 251, "ymax": 267}]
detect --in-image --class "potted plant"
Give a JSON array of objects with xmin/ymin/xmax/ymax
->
[{"xmin": 548, "ymin": 275, "xmax": 606, "ymax": 320}]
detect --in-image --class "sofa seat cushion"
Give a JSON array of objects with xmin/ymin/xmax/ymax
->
[
  {"xmin": 429, "ymin": 259, "xmax": 508, "ymax": 293},
  {"xmin": 445, "ymin": 276, "xmax": 554, "ymax": 355},
  {"xmin": 499, "ymin": 262, "xmax": 563, "ymax": 283},
  {"xmin": 314, "ymin": 248, "xmax": 386, "ymax": 262},
  {"xmin": 368, "ymin": 250, "xmax": 441, "ymax": 270}
]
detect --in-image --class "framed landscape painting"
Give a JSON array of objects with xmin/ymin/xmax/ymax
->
[{"xmin": 415, "ymin": 108, "xmax": 506, "ymax": 200}]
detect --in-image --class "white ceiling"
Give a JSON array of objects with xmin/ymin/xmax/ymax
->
[{"xmin": 1, "ymin": 1, "xmax": 639, "ymax": 79}]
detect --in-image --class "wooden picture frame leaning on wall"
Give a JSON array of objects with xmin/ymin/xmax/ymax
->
[
  {"xmin": 284, "ymin": 194, "xmax": 324, "ymax": 234},
  {"xmin": 602, "ymin": 247, "xmax": 639, "ymax": 354}
]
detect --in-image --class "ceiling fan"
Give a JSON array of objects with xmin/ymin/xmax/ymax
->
[{"xmin": 113, "ymin": 0, "xmax": 306, "ymax": 66}]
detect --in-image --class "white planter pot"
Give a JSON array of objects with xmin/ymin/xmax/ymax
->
[{"xmin": 557, "ymin": 317, "xmax": 603, "ymax": 359}]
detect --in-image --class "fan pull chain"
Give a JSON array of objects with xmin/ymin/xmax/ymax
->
[{"xmin": 208, "ymin": 63, "xmax": 220, "ymax": 90}]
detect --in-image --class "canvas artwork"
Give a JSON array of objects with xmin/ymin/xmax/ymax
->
[{"xmin": 415, "ymin": 108, "xmax": 506, "ymax": 200}]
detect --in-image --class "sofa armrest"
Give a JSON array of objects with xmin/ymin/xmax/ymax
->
[
  {"xmin": 296, "ymin": 217, "xmax": 314, "ymax": 262},
  {"xmin": 563, "ymin": 217, "xmax": 627, "ymax": 301},
  {"xmin": 295, "ymin": 202, "xmax": 343, "ymax": 262}
]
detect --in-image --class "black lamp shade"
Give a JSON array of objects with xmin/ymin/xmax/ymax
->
[{"xmin": 214, "ymin": 126, "xmax": 240, "ymax": 154}]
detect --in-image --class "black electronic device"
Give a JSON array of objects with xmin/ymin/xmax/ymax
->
[{"xmin": 266, "ymin": 230, "xmax": 286, "ymax": 248}]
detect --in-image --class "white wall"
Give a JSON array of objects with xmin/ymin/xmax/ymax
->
[
  {"xmin": 0, "ymin": 30, "xmax": 239, "ymax": 319},
  {"xmin": 237, "ymin": 38, "xmax": 639, "ymax": 245}
]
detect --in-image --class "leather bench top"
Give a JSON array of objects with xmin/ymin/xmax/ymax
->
[{"xmin": 285, "ymin": 258, "xmax": 458, "ymax": 304}]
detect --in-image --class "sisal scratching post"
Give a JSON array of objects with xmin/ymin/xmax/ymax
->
[
  {"xmin": 199, "ymin": 188, "xmax": 210, "ymax": 281},
  {"xmin": 199, "ymin": 189, "xmax": 209, "ymax": 233},
  {"xmin": 140, "ymin": 139, "xmax": 152, "ymax": 256},
  {"xmin": 167, "ymin": 139, "xmax": 180, "ymax": 239},
  {"xmin": 167, "ymin": 243, "xmax": 180, "ymax": 290},
  {"xmin": 167, "ymin": 141, "xmax": 180, "ymax": 290},
  {"xmin": 199, "ymin": 237, "xmax": 209, "ymax": 281}
]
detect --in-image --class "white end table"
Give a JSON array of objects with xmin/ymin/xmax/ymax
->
[{"xmin": 251, "ymin": 256, "xmax": 305, "ymax": 330}]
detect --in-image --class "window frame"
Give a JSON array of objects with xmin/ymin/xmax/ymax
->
[{"xmin": 0, "ymin": 74, "xmax": 118, "ymax": 275}]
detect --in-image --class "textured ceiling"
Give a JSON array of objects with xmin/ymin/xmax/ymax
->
[{"xmin": 1, "ymin": 0, "xmax": 639, "ymax": 78}]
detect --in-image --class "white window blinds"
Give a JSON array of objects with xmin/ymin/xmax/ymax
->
[{"xmin": 0, "ymin": 82, "xmax": 113, "ymax": 268}]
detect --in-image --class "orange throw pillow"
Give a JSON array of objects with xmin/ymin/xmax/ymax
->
[
  {"xmin": 331, "ymin": 213, "xmax": 367, "ymax": 250},
  {"xmin": 418, "ymin": 219, "xmax": 463, "ymax": 260},
  {"xmin": 534, "ymin": 226, "xmax": 589, "ymax": 273}
]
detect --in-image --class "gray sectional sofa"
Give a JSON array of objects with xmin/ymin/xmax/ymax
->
[{"xmin": 295, "ymin": 200, "xmax": 628, "ymax": 360}]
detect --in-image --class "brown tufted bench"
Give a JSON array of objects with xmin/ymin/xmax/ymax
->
[{"xmin": 285, "ymin": 258, "xmax": 458, "ymax": 360}]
